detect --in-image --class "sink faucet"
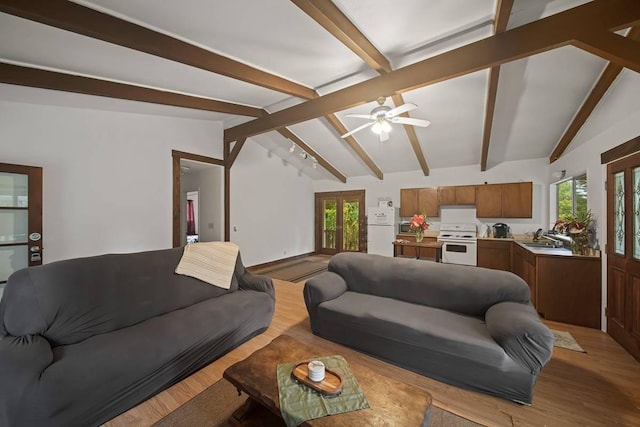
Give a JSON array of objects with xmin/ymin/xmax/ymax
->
[{"xmin": 540, "ymin": 235, "xmax": 563, "ymax": 247}]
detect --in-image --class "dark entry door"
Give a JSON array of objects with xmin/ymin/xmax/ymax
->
[
  {"xmin": 607, "ymin": 152, "xmax": 640, "ymax": 362},
  {"xmin": 0, "ymin": 163, "xmax": 43, "ymax": 290}
]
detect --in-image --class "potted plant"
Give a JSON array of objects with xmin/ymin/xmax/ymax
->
[{"xmin": 553, "ymin": 210, "xmax": 594, "ymax": 255}]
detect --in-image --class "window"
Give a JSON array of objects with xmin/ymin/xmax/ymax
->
[{"xmin": 557, "ymin": 174, "xmax": 587, "ymax": 219}]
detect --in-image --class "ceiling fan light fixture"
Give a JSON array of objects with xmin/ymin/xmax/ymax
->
[{"xmin": 371, "ymin": 119, "xmax": 391, "ymax": 135}]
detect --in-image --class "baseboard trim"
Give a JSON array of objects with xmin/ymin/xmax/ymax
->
[{"xmin": 247, "ymin": 251, "xmax": 316, "ymax": 272}]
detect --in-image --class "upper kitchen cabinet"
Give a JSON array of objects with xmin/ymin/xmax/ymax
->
[
  {"xmin": 476, "ymin": 184, "xmax": 503, "ymax": 218},
  {"xmin": 476, "ymin": 182, "xmax": 532, "ymax": 218},
  {"xmin": 400, "ymin": 188, "xmax": 438, "ymax": 217},
  {"xmin": 400, "ymin": 188, "xmax": 419, "ymax": 217},
  {"xmin": 502, "ymin": 182, "xmax": 532, "ymax": 218},
  {"xmin": 438, "ymin": 186, "xmax": 476, "ymax": 206},
  {"xmin": 418, "ymin": 187, "xmax": 438, "ymax": 217}
]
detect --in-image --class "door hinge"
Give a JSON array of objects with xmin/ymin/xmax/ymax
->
[
  {"xmin": 604, "ymin": 181, "xmax": 607, "ymax": 191},
  {"xmin": 605, "ymin": 306, "xmax": 608, "ymax": 317}
]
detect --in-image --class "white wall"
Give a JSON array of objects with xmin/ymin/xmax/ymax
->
[
  {"xmin": 230, "ymin": 139, "xmax": 315, "ymax": 266},
  {"xmin": 0, "ymin": 100, "xmax": 223, "ymax": 263},
  {"xmin": 313, "ymin": 157, "xmax": 551, "ymax": 235}
]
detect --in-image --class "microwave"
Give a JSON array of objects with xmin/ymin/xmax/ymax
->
[{"xmin": 399, "ymin": 223, "xmax": 414, "ymax": 233}]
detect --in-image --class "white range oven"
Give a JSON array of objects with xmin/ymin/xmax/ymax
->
[{"xmin": 437, "ymin": 223, "xmax": 477, "ymax": 266}]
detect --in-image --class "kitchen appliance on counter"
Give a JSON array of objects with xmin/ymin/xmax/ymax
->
[
  {"xmin": 399, "ymin": 222, "xmax": 414, "ymax": 234},
  {"xmin": 437, "ymin": 223, "xmax": 477, "ymax": 266},
  {"xmin": 492, "ymin": 223, "xmax": 510, "ymax": 238},
  {"xmin": 367, "ymin": 206, "xmax": 399, "ymax": 257}
]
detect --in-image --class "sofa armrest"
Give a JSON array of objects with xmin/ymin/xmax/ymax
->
[
  {"xmin": 0, "ymin": 333, "xmax": 53, "ymax": 425},
  {"xmin": 485, "ymin": 302, "xmax": 554, "ymax": 374},
  {"xmin": 303, "ymin": 271, "xmax": 348, "ymax": 320},
  {"xmin": 239, "ymin": 272, "xmax": 275, "ymax": 300}
]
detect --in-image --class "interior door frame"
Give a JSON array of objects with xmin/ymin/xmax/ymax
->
[
  {"xmin": 171, "ymin": 150, "xmax": 224, "ymax": 248},
  {"xmin": 0, "ymin": 162, "xmax": 43, "ymax": 278},
  {"xmin": 314, "ymin": 190, "xmax": 365, "ymax": 255}
]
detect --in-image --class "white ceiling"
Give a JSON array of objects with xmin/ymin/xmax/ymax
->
[{"xmin": 0, "ymin": 0, "xmax": 635, "ymax": 181}]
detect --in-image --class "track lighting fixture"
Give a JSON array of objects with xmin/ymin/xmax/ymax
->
[
  {"xmin": 300, "ymin": 152, "xmax": 308, "ymax": 160},
  {"xmin": 289, "ymin": 142, "xmax": 295, "ymax": 153},
  {"xmin": 312, "ymin": 158, "xmax": 317, "ymax": 168}
]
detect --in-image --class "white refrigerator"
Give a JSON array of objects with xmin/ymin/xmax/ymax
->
[{"xmin": 367, "ymin": 207, "xmax": 399, "ymax": 257}]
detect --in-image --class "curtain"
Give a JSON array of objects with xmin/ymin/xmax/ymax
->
[{"xmin": 186, "ymin": 200, "xmax": 196, "ymax": 235}]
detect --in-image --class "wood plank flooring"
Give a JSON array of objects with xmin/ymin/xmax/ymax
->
[{"xmin": 104, "ymin": 277, "xmax": 640, "ymax": 427}]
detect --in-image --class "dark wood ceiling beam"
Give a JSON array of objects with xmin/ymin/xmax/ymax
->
[
  {"xmin": 323, "ymin": 114, "xmax": 384, "ymax": 180},
  {"xmin": 226, "ymin": 137, "xmax": 247, "ymax": 168},
  {"xmin": 481, "ymin": 0, "xmax": 514, "ymax": 171},
  {"xmin": 572, "ymin": 29, "xmax": 640, "ymax": 72},
  {"xmin": 391, "ymin": 94, "xmax": 429, "ymax": 175},
  {"xmin": 277, "ymin": 127, "xmax": 347, "ymax": 183},
  {"xmin": 0, "ymin": 62, "xmax": 265, "ymax": 116},
  {"xmin": 290, "ymin": 0, "xmax": 392, "ymax": 73},
  {"xmin": 292, "ymin": 0, "xmax": 430, "ymax": 175},
  {"xmin": 0, "ymin": 0, "xmax": 316, "ymax": 100},
  {"xmin": 550, "ymin": 26, "xmax": 640, "ymax": 163},
  {"xmin": 225, "ymin": 0, "xmax": 640, "ymax": 143}
]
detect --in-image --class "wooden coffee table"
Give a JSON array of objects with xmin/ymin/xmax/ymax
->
[{"xmin": 223, "ymin": 335, "xmax": 432, "ymax": 426}]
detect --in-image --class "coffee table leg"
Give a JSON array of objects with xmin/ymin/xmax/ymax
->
[{"xmin": 230, "ymin": 397, "xmax": 286, "ymax": 426}]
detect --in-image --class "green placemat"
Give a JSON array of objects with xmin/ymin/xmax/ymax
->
[{"xmin": 277, "ymin": 355, "xmax": 370, "ymax": 427}]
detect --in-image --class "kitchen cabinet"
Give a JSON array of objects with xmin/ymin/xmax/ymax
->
[
  {"xmin": 536, "ymin": 255, "xmax": 601, "ymax": 329},
  {"xmin": 477, "ymin": 240, "xmax": 511, "ymax": 271},
  {"xmin": 512, "ymin": 243, "xmax": 536, "ymax": 306},
  {"xmin": 396, "ymin": 234, "xmax": 437, "ymax": 260},
  {"xmin": 400, "ymin": 187, "xmax": 438, "ymax": 217},
  {"xmin": 476, "ymin": 183, "xmax": 532, "ymax": 218},
  {"xmin": 476, "ymin": 184, "xmax": 503, "ymax": 218},
  {"xmin": 400, "ymin": 188, "xmax": 419, "ymax": 217},
  {"xmin": 502, "ymin": 182, "xmax": 532, "ymax": 218},
  {"xmin": 438, "ymin": 186, "xmax": 475, "ymax": 206}
]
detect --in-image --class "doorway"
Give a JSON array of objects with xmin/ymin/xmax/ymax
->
[
  {"xmin": 606, "ymin": 151, "xmax": 640, "ymax": 362},
  {"xmin": 315, "ymin": 190, "xmax": 365, "ymax": 255},
  {"xmin": 0, "ymin": 163, "xmax": 42, "ymax": 299},
  {"xmin": 172, "ymin": 151, "xmax": 224, "ymax": 247}
]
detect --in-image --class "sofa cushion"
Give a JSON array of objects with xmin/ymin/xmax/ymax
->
[
  {"xmin": 3, "ymin": 247, "xmax": 238, "ymax": 346},
  {"xmin": 328, "ymin": 252, "xmax": 530, "ymax": 317},
  {"xmin": 318, "ymin": 291, "xmax": 508, "ymax": 366}
]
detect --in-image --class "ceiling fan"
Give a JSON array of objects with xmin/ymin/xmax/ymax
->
[{"xmin": 340, "ymin": 97, "xmax": 430, "ymax": 142}]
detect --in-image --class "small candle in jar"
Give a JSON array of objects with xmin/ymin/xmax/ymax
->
[{"xmin": 307, "ymin": 360, "xmax": 325, "ymax": 382}]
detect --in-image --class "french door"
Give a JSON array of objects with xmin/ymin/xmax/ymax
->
[
  {"xmin": 315, "ymin": 190, "xmax": 365, "ymax": 255},
  {"xmin": 607, "ymin": 152, "xmax": 640, "ymax": 362},
  {"xmin": 0, "ymin": 163, "xmax": 43, "ymax": 293}
]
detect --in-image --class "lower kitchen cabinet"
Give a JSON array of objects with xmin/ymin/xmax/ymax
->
[
  {"xmin": 477, "ymin": 239, "xmax": 511, "ymax": 271},
  {"xmin": 536, "ymin": 255, "xmax": 601, "ymax": 329},
  {"xmin": 511, "ymin": 243, "xmax": 536, "ymax": 306}
]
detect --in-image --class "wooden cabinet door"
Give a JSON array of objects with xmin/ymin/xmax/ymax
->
[
  {"xmin": 477, "ymin": 240, "xmax": 511, "ymax": 271},
  {"xmin": 502, "ymin": 182, "xmax": 532, "ymax": 218},
  {"xmin": 537, "ymin": 256, "xmax": 601, "ymax": 328},
  {"xmin": 437, "ymin": 186, "xmax": 456, "ymax": 206},
  {"xmin": 476, "ymin": 184, "xmax": 503, "ymax": 218},
  {"xmin": 400, "ymin": 189, "xmax": 418, "ymax": 217},
  {"xmin": 417, "ymin": 187, "xmax": 438, "ymax": 217},
  {"xmin": 455, "ymin": 185, "xmax": 476, "ymax": 205}
]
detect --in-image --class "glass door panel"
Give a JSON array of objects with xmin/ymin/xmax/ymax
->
[
  {"xmin": 0, "ymin": 246, "xmax": 28, "ymax": 282},
  {"xmin": 342, "ymin": 199, "xmax": 360, "ymax": 251},
  {"xmin": 614, "ymin": 171, "xmax": 625, "ymax": 255},
  {"xmin": 322, "ymin": 199, "xmax": 337, "ymax": 251}
]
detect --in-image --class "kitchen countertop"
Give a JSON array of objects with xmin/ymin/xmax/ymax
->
[{"xmin": 478, "ymin": 236, "xmax": 600, "ymax": 258}]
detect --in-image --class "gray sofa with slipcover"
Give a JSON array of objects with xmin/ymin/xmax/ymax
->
[
  {"xmin": 0, "ymin": 247, "xmax": 275, "ymax": 427},
  {"xmin": 304, "ymin": 252, "xmax": 554, "ymax": 404}
]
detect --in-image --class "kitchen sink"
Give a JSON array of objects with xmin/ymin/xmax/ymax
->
[{"xmin": 522, "ymin": 241, "xmax": 563, "ymax": 248}]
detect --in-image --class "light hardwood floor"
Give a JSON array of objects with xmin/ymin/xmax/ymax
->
[{"xmin": 104, "ymin": 279, "xmax": 640, "ymax": 427}]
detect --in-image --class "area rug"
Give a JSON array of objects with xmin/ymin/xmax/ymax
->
[
  {"xmin": 152, "ymin": 378, "xmax": 484, "ymax": 426},
  {"xmin": 261, "ymin": 260, "xmax": 328, "ymax": 283},
  {"xmin": 551, "ymin": 329, "xmax": 586, "ymax": 353}
]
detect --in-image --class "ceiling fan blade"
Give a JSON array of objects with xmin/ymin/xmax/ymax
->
[
  {"xmin": 379, "ymin": 131, "xmax": 390, "ymax": 142},
  {"xmin": 385, "ymin": 103, "xmax": 417, "ymax": 118},
  {"xmin": 390, "ymin": 117, "xmax": 431, "ymax": 127},
  {"xmin": 345, "ymin": 113, "xmax": 376, "ymax": 119},
  {"xmin": 341, "ymin": 122, "xmax": 374, "ymax": 138}
]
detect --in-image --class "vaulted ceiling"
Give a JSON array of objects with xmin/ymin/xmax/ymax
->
[{"xmin": 1, "ymin": 0, "xmax": 639, "ymax": 182}]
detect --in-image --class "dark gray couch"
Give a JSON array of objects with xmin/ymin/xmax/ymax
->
[
  {"xmin": 304, "ymin": 252, "xmax": 554, "ymax": 404},
  {"xmin": 0, "ymin": 247, "xmax": 275, "ymax": 427}
]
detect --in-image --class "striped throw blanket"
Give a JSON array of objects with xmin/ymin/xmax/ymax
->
[{"xmin": 175, "ymin": 242, "xmax": 239, "ymax": 289}]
